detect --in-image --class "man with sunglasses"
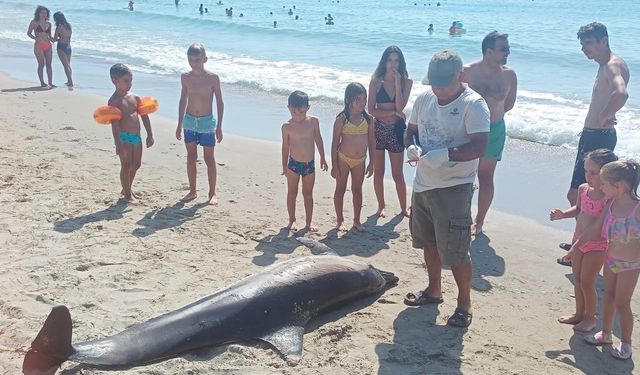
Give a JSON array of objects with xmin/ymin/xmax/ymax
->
[{"xmin": 462, "ymin": 31, "xmax": 518, "ymax": 236}]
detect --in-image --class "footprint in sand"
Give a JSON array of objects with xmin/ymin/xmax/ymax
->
[{"xmin": 60, "ymin": 126, "xmax": 76, "ymax": 131}]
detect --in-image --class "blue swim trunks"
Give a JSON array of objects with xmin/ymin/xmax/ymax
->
[
  {"xmin": 183, "ymin": 113, "xmax": 216, "ymax": 147},
  {"xmin": 119, "ymin": 130, "xmax": 142, "ymax": 146},
  {"xmin": 288, "ymin": 157, "xmax": 315, "ymax": 176}
]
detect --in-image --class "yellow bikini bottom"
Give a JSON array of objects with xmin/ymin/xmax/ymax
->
[{"xmin": 338, "ymin": 151, "xmax": 365, "ymax": 168}]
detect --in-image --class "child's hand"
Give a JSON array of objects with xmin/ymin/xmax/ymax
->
[
  {"xmin": 320, "ymin": 158, "xmax": 328, "ymax": 171},
  {"xmin": 331, "ymin": 166, "xmax": 339, "ymax": 179},
  {"xmin": 549, "ymin": 208, "xmax": 564, "ymax": 221},
  {"xmin": 366, "ymin": 162, "xmax": 373, "ymax": 178},
  {"xmin": 146, "ymin": 136, "xmax": 154, "ymax": 148},
  {"xmin": 281, "ymin": 168, "xmax": 288, "ymax": 176},
  {"xmin": 396, "ymin": 111, "xmax": 406, "ymax": 120},
  {"xmin": 175, "ymin": 125, "xmax": 182, "ymax": 140},
  {"xmin": 216, "ymin": 127, "xmax": 223, "ymax": 143}
]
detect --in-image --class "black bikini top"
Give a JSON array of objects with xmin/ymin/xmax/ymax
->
[
  {"xmin": 376, "ymin": 84, "xmax": 395, "ymax": 103},
  {"xmin": 35, "ymin": 23, "xmax": 50, "ymax": 33}
]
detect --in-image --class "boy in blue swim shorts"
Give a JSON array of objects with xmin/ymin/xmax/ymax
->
[
  {"xmin": 281, "ymin": 90, "xmax": 328, "ymax": 232},
  {"xmin": 108, "ymin": 63, "xmax": 154, "ymax": 205},
  {"xmin": 176, "ymin": 43, "xmax": 224, "ymax": 205}
]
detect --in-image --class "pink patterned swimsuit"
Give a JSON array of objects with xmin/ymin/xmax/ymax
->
[
  {"xmin": 603, "ymin": 200, "xmax": 640, "ymax": 273},
  {"xmin": 572, "ymin": 186, "xmax": 608, "ymax": 253}
]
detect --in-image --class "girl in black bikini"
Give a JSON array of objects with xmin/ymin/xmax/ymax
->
[
  {"xmin": 53, "ymin": 12, "xmax": 73, "ymax": 87},
  {"xmin": 368, "ymin": 46, "xmax": 413, "ymax": 217},
  {"xmin": 27, "ymin": 6, "xmax": 54, "ymax": 88}
]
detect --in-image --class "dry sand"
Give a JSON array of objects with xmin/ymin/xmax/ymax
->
[{"xmin": 0, "ymin": 73, "xmax": 637, "ymax": 375}]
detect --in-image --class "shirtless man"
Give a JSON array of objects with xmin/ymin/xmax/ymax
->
[
  {"xmin": 176, "ymin": 43, "xmax": 224, "ymax": 205},
  {"xmin": 567, "ymin": 22, "xmax": 629, "ymax": 206},
  {"xmin": 462, "ymin": 31, "xmax": 517, "ymax": 235}
]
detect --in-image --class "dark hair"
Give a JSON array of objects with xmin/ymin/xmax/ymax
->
[
  {"xmin": 584, "ymin": 148, "xmax": 618, "ymax": 168},
  {"xmin": 577, "ymin": 22, "xmax": 608, "ymax": 42},
  {"xmin": 33, "ymin": 6, "xmax": 50, "ymax": 22},
  {"xmin": 187, "ymin": 43, "xmax": 206, "ymax": 56},
  {"xmin": 110, "ymin": 64, "xmax": 131, "ymax": 80},
  {"xmin": 53, "ymin": 11, "xmax": 71, "ymax": 32},
  {"xmin": 288, "ymin": 90, "xmax": 309, "ymax": 108},
  {"xmin": 482, "ymin": 31, "xmax": 509, "ymax": 55},
  {"xmin": 373, "ymin": 46, "xmax": 408, "ymax": 81},
  {"xmin": 338, "ymin": 82, "xmax": 371, "ymax": 124},
  {"xmin": 601, "ymin": 160, "xmax": 640, "ymax": 198}
]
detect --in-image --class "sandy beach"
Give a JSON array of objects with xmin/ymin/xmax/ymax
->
[{"xmin": 0, "ymin": 71, "xmax": 638, "ymax": 375}]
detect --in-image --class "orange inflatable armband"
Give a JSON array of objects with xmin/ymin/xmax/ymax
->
[
  {"xmin": 137, "ymin": 96, "xmax": 159, "ymax": 115},
  {"xmin": 93, "ymin": 106, "xmax": 122, "ymax": 125}
]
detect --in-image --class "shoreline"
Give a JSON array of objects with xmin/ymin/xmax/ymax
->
[{"xmin": 1, "ymin": 70, "xmax": 639, "ymax": 375}]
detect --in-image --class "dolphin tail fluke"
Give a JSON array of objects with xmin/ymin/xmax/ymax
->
[
  {"xmin": 260, "ymin": 325, "xmax": 304, "ymax": 364},
  {"xmin": 23, "ymin": 305, "xmax": 74, "ymax": 375},
  {"xmin": 296, "ymin": 237, "xmax": 336, "ymax": 255}
]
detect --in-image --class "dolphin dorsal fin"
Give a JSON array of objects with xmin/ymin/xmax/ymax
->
[
  {"xmin": 295, "ymin": 237, "xmax": 336, "ymax": 255},
  {"xmin": 259, "ymin": 325, "xmax": 304, "ymax": 363}
]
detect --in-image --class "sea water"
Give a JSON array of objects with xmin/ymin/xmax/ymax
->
[{"xmin": 0, "ymin": 0, "xmax": 638, "ymax": 156}]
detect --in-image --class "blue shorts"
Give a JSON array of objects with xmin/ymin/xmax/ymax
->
[
  {"xmin": 119, "ymin": 131, "xmax": 142, "ymax": 146},
  {"xmin": 183, "ymin": 113, "xmax": 216, "ymax": 147},
  {"xmin": 288, "ymin": 157, "xmax": 315, "ymax": 176},
  {"xmin": 184, "ymin": 129, "xmax": 215, "ymax": 147}
]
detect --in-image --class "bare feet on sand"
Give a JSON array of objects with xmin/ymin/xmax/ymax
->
[
  {"xmin": 121, "ymin": 190, "xmax": 141, "ymax": 199},
  {"xmin": 286, "ymin": 219, "xmax": 298, "ymax": 231},
  {"xmin": 306, "ymin": 223, "xmax": 319, "ymax": 233},
  {"xmin": 336, "ymin": 221, "xmax": 348, "ymax": 232},
  {"xmin": 558, "ymin": 314, "xmax": 582, "ymax": 325},
  {"xmin": 375, "ymin": 207, "xmax": 386, "ymax": 218},
  {"xmin": 353, "ymin": 222, "xmax": 365, "ymax": 232},
  {"xmin": 400, "ymin": 210, "xmax": 410, "ymax": 218},
  {"xmin": 124, "ymin": 195, "xmax": 140, "ymax": 205},
  {"xmin": 208, "ymin": 193, "xmax": 218, "ymax": 206},
  {"xmin": 471, "ymin": 222, "xmax": 483, "ymax": 236},
  {"xmin": 573, "ymin": 319, "xmax": 596, "ymax": 332},
  {"xmin": 180, "ymin": 191, "xmax": 197, "ymax": 202}
]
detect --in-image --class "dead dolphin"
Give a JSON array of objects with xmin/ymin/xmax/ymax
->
[{"xmin": 23, "ymin": 238, "xmax": 397, "ymax": 374}]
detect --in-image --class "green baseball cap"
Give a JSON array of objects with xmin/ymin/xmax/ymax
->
[{"xmin": 422, "ymin": 50, "xmax": 463, "ymax": 87}]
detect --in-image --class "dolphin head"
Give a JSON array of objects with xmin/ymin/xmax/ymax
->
[{"xmin": 369, "ymin": 266, "xmax": 398, "ymax": 290}]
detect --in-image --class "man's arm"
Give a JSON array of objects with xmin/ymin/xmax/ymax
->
[
  {"xmin": 504, "ymin": 69, "xmax": 518, "ymax": 113},
  {"xmin": 404, "ymin": 122, "xmax": 419, "ymax": 148},
  {"xmin": 447, "ymin": 132, "xmax": 488, "ymax": 162},
  {"xmin": 599, "ymin": 63, "xmax": 629, "ymax": 126}
]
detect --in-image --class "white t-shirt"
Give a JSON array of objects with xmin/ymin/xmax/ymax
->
[{"xmin": 409, "ymin": 86, "xmax": 490, "ymax": 192}]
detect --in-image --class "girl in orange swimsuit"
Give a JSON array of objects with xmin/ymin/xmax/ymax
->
[
  {"xmin": 330, "ymin": 83, "xmax": 374, "ymax": 232},
  {"xmin": 550, "ymin": 149, "xmax": 618, "ymax": 333},
  {"xmin": 27, "ymin": 6, "xmax": 54, "ymax": 88}
]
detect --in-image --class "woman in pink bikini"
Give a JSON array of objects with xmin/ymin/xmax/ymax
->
[
  {"xmin": 572, "ymin": 159, "xmax": 640, "ymax": 360},
  {"xmin": 27, "ymin": 6, "xmax": 54, "ymax": 88},
  {"xmin": 551, "ymin": 149, "xmax": 617, "ymax": 333}
]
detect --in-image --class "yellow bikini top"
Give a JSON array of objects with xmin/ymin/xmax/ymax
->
[{"xmin": 342, "ymin": 117, "xmax": 368, "ymax": 136}]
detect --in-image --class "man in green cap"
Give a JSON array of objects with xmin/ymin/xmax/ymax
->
[{"xmin": 403, "ymin": 50, "xmax": 489, "ymax": 328}]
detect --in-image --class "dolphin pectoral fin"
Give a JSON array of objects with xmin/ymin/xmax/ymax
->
[
  {"xmin": 259, "ymin": 325, "xmax": 304, "ymax": 363},
  {"xmin": 296, "ymin": 237, "xmax": 336, "ymax": 255}
]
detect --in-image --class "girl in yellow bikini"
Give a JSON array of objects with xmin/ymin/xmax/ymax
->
[{"xmin": 330, "ymin": 83, "xmax": 375, "ymax": 232}]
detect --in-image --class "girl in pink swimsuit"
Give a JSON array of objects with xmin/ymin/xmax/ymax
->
[
  {"xmin": 550, "ymin": 149, "xmax": 617, "ymax": 333},
  {"xmin": 578, "ymin": 159, "xmax": 640, "ymax": 360}
]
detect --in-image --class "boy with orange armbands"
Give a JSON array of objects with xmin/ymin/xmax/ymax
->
[{"xmin": 108, "ymin": 63, "xmax": 154, "ymax": 204}]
